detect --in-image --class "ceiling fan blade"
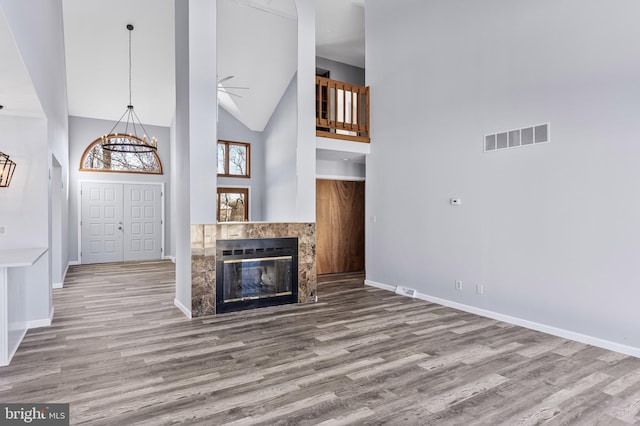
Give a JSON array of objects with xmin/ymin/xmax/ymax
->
[
  {"xmin": 217, "ymin": 75, "xmax": 235, "ymax": 84},
  {"xmin": 217, "ymin": 89, "xmax": 244, "ymax": 98}
]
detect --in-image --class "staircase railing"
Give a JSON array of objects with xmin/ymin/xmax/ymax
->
[{"xmin": 316, "ymin": 76, "xmax": 370, "ymax": 143}]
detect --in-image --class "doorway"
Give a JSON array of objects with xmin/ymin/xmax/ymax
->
[
  {"xmin": 80, "ymin": 182, "xmax": 163, "ymax": 264},
  {"xmin": 316, "ymin": 179, "xmax": 365, "ymax": 274}
]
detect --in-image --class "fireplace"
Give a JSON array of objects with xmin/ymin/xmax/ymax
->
[{"xmin": 216, "ymin": 238, "xmax": 298, "ymax": 313}]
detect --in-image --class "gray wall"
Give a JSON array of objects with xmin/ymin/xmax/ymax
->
[
  {"xmin": 68, "ymin": 116, "xmax": 172, "ymax": 262},
  {"xmin": 316, "ymin": 56, "xmax": 365, "ymax": 86},
  {"xmin": 218, "ymin": 108, "xmax": 266, "ymax": 221},
  {"xmin": 366, "ymin": 0, "xmax": 640, "ymax": 353},
  {"xmin": 263, "ymin": 75, "xmax": 298, "ymax": 222}
]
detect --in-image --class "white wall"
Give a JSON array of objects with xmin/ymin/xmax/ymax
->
[
  {"xmin": 218, "ymin": 108, "xmax": 265, "ymax": 221},
  {"xmin": 366, "ymin": 0, "xmax": 640, "ymax": 353},
  {"xmin": 264, "ymin": 76, "xmax": 298, "ymax": 222},
  {"xmin": 295, "ymin": 0, "xmax": 316, "ymax": 222},
  {"xmin": 67, "ymin": 116, "xmax": 172, "ymax": 262},
  {"xmin": 173, "ymin": 0, "xmax": 218, "ymax": 315},
  {"xmin": 316, "ymin": 159, "xmax": 365, "ymax": 180},
  {"xmin": 174, "ymin": 0, "xmax": 191, "ymax": 313},
  {"xmin": 0, "ymin": 0, "xmax": 69, "ymax": 326},
  {"xmin": 188, "ymin": 0, "xmax": 218, "ymax": 225},
  {"xmin": 0, "ymin": 117, "xmax": 48, "ymax": 249},
  {"xmin": 169, "ymin": 114, "xmax": 177, "ymax": 259}
]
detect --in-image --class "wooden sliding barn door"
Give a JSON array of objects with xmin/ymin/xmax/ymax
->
[{"xmin": 316, "ymin": 179, "xmax": 365, "ymax": 275}]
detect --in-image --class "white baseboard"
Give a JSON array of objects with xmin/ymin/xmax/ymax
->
[
  {"xmin": 5, "ymin": 328, "xmax": 28, "ymax": 366},
  {"xmin": 367, "ymin": 279, "xmax": 640, "ymax": 359},
  {"xmin": 174, "ymin": 298, "xmax": 192, "ymax": 319},
  {"xmin": 364, "ymin": 279, "xmax": 396, "ymax": 292},
  {"xmin": 26, "ymin": 307, "xmax": 54, "ymax": 329},
  {"xmin": 164, "ymin": 256, "xmax": 176, "ymax": 263},
  {"xmin": 53, "ymin": 262, "xmax": 72, "ymax": 289},
  {"xmin": 68, "ymin": 260, "xmax": 80, "ymax": 266}
]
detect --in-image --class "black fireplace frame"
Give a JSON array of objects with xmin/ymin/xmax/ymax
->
[{"xmin": 216, "ymin": 237, "xmax": 299, "ymax": 313}]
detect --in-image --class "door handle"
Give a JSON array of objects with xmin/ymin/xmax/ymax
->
[{"xmin": 118, "ymin": 226, "xmax": 123, "ymax": 230}]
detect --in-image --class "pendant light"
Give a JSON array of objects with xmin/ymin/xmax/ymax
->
[
  {"xmin": 101, "ymin": 24, "xmax": 157, "ymax": 153},
  {"xmin": 0, "ymin": 151, "xmax": 17, "ymax": 188}
]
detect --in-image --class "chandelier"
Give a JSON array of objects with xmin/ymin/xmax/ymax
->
[
  {"xmin": 101, "ymin": 24, "xmax": 157, "ymax": 153},
  {"xmin": 0, "ymin": 151, "xmax": 17, "ymax": 188}
]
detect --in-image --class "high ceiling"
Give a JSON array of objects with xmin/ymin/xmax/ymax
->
[
  {"xmin": 217, "ymin": 0, "xmax": 298, "ymax": 132},
  {"xmin": 0, "ymin": 11, "xmax": 44, "ymax": 119},
  {"xmin": 62, "ymin": 0, "xmax": 175, "ymax": 126},
  {"xmin": 1, "ymin": 0, "xmax": 365, "ymax": 130},
  {"xmin": 316, "ymin": 0, "xmax": 365, "ymax": 68}
]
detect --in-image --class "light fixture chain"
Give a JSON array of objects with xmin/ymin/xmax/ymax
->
[
  {"xmin": 129, "ymin": 26, "xmax": 133, "ymax": 106},
  {"xmin": 100, "ymin": 23, "xmax": 157, "ymax": 153}
]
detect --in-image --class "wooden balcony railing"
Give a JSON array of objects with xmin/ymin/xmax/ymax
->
[{"xmin": 316, "ymin": 76, "xmax": 370, "ymax": 143}]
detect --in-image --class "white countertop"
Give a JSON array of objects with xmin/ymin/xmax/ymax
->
[{"xmin": 0, "ymin": 248, "xmax": 48, "ymax": 268}]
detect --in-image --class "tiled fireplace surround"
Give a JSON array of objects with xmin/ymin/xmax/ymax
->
[{"xmin": 190, "ymin": 223, "xmax": 317, "ymax": 317}]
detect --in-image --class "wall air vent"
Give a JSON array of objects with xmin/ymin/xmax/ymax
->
[{"xmin": 485, "ymin": 123, "xmax": 550, "ymax": 152}]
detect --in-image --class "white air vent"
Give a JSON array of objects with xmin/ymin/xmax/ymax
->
[
  {"xmin": 396, "ymin": 286, "xmax": 417, "ymax": 298},
  {"xmin": 485, "ymin": 123, "xmax": 550, "ymax": 152}
]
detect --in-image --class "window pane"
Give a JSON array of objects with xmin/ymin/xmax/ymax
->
[
  {"xmin": 218, "ymin": 191, "xmax": 246, "ymax": 222},
  {"xmin": 217, "ymin": 143, "xmax": 226, "ymax": 174},
  {"xmin": 228, "ymin": 144, "xmax": 247, "ymax": 175},
  {"xmin": 81, "ymin": 137, "xmax": 162, "ymax": 174}
]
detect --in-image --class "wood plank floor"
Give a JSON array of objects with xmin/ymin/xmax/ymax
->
[{"xmin": 1, "ymin": 261, "xmax": 640, "ymax": 425}]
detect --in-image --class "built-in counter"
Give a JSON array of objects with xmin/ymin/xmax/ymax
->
[{"xmin": 0, "ymin": 247, "xmax": 48, "ymax": 366}]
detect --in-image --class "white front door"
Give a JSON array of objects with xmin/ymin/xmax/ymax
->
[
  {"xmin": 81, "ymin": 183, "xmax": 124, "ymax": 264},
  {"xmin": 81, "ymin": 182, "xmax": 163, "ymax": 264},
  {"xmin": 123, "ymin": 184, "xmax": 162, "ymax": 261}
]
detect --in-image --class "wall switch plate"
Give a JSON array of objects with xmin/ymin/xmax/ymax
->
[
  {"xmin": 476, "ymin": 284, "xmax": 484, "ymax": 295},
  {"xmin": 455, "ymin": 280, "xmax": 462, "ymax": 291}
]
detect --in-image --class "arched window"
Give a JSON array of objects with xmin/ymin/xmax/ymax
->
[{"xmin": 80, "ymin": 135, "xmax": 163, "ymax": 174}]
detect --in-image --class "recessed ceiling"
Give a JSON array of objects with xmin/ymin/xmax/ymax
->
[
  {"xmin": 0, "ymin": 10, "xmax": 44, "ymax": 119},
  {"xmin": 62, "ymin": 0, "xmax": 175, "ymax": 126},
  {"xmin": 317, "ymin": 148, "xmax": 366, "ymax": 164}
]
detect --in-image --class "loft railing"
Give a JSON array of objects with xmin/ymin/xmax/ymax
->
[{"xmin": 316, "ymin": 76, "xmax": 370, "ymax": 143}]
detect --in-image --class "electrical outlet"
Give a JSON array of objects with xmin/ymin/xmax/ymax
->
[
  {"xmin": 455, "ymin": 280, "xmax": 462, "ymax": 291},
  {"xmin": 0, "ymin": 226, "xmax": 5, "ymax": 235},
  {"xmin": 476, "ymin": 284, "xmax": 484, "ymax": 295}
]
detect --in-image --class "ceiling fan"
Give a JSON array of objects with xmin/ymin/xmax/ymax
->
[{"xmin": 217, "ymin": 75, "xmax": 249, "ymax": 98}]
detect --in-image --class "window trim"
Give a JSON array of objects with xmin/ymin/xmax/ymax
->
[
  {"xmin": 79, "ymin": 136, "xmax": 163, "ymax": 174},
  {"xmin": 217, "ymin": 187, "xmax": 249, "ymax": 222},
  {"xmin": 217, "ymin": 140, "xmax": 250, "ymax": 178}
]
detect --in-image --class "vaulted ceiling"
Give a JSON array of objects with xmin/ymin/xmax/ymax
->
[
  {"xmin": 1, "ymin": 0, "xmax": 365, "ymax": 131},
  {"xmin": 0, "ymin": 11, "xmax": 44, "ymax": 118}
]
